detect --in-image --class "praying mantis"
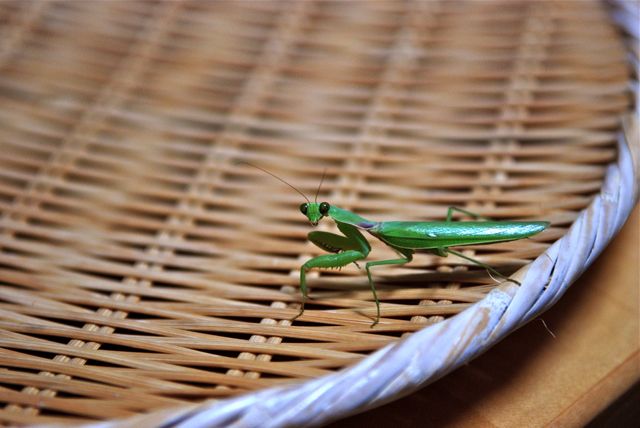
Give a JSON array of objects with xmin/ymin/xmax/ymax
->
[{"xmin": 244, "ymin": 163, "xmax": 549, "ymax": 327}]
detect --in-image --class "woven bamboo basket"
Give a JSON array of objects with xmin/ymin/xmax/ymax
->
[{"xmin": 0, "ymin": 1, "xmax": 638, "ymax": 426}]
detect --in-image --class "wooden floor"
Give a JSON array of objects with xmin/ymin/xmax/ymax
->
[{"xmin": 331, "ymin": 205, "xmax": 639, "ymax": 427}]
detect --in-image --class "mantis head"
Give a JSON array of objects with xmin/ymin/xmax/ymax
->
[{"xmin": 299, "ymin": 202, "xmax": 331, "ymax": 226}]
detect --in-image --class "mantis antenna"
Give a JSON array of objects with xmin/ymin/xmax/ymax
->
[
  {"xmin": 314, "ymin": 168, "xmax": 327, "ymax": 202},
  {"xmin": 238, "ymin": 161, "xmax": 310, "ymax": 203}
]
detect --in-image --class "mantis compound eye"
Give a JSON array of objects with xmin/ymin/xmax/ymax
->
[
  {"xmin": 299, "ymin": 203, "xmax": 309, "ymax": 215},
  {"xmin": 319, "ymin": 202, "xmax": 330, "ymax": 215}
]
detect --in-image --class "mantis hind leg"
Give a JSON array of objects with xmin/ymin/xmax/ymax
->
[
  {"xmin": 365, "ymin": 248, "xmax": 413, "ymax": 327},
  {"xmin": 446, "ymin": 206, "xmax": 493, "ymax": 222},
  {"xmin": 442, "ymin": 248, "xmax": 521, "ymax": 286},
  {"xmin": 442, "ymin": 208, "xmax": 521, "ymax": 285}
]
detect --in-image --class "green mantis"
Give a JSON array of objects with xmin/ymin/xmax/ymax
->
[{"xmin": 244, "ymin": 163, "xmax": 549, "ymax": 327}]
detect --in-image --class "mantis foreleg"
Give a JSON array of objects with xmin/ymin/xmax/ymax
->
[
  {"xmin": 308, "ymin": 231, "xmax": 361, "ymax": 254},
  {"xmin": 295, "ymin": 250, "xmax": 368, "ymax": 322},
  {"xmin": 294, "ymin": 222, "xmax": 371, "ymax": 322}
]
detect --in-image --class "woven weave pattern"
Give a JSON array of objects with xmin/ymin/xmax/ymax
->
[{"xmin": 0, "ymin": 0, "xmax": 631, "ymax": 425}]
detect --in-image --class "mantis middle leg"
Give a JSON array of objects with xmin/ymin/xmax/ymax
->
[{"xmin": 364, "ymin": 247, "xmax": 414, "ymax": 327}]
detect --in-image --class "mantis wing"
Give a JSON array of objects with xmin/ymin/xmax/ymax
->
[{"xmin": 370, "ymin": 221, "xmax": 549, "ymax": 249}]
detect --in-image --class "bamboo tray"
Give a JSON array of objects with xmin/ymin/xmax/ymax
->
[{"xmin": 0, "ymin": 1, "xmax": 637, "ymax": 427}]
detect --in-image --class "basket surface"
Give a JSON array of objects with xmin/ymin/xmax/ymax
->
[{"xmin": 0, "ymin": 0, "xmax": 633, "ymax": 426}]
